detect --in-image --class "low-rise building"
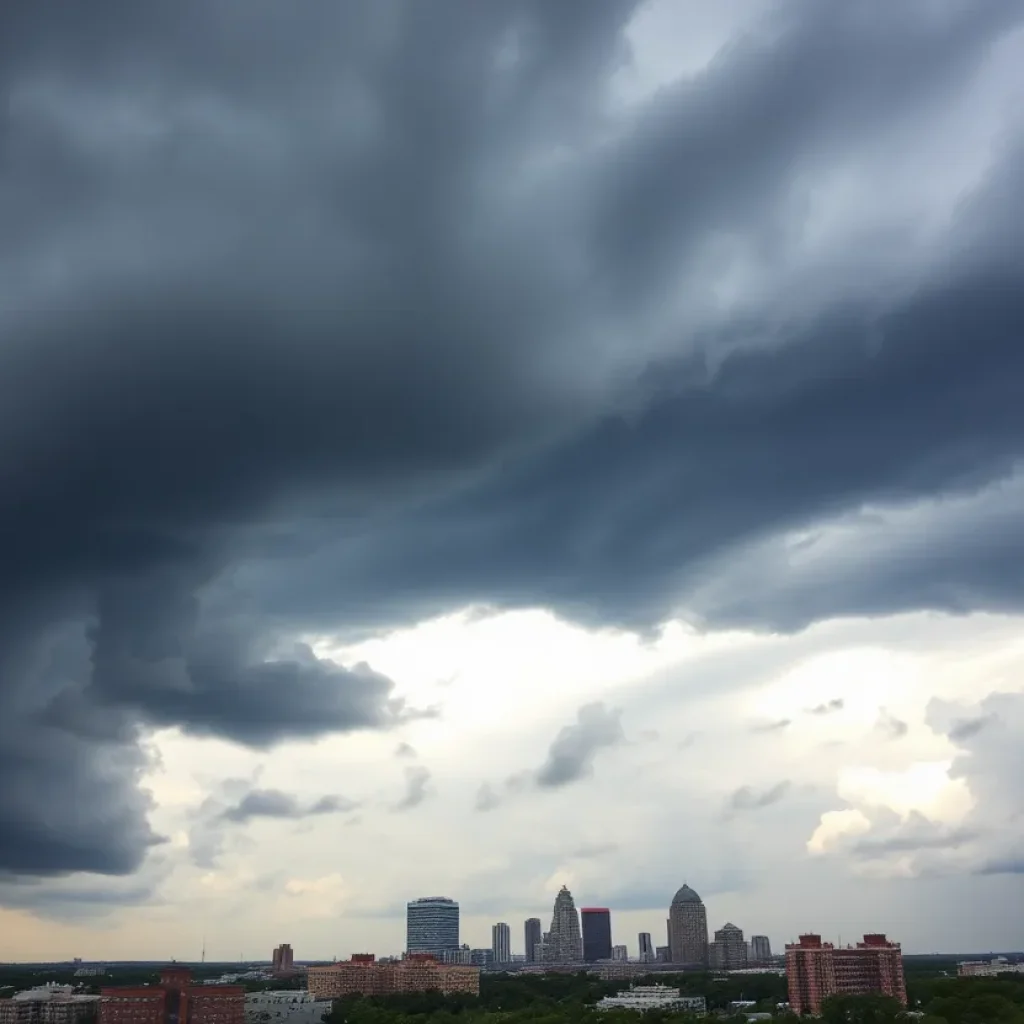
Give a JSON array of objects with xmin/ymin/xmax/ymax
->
[
  {"xmin": 597, "ymin": 987, "xmax": 706, "ymax": 1015},
  {"xmin": 307, "ymin": 956, "xmax": 479, "ymax": 998},
  {"xmin": 0, "ymin": 986, "xmax": 100, "ymax": 1024},
  {"xmin": 957, "ymin": 959, "xmax": 1024, "ymax": 977},
  {"xmin": 244, "ymin": 992, "xmax": 329, "ymax": 1024}
]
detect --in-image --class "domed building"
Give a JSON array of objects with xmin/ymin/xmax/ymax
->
[{"xmin": 667, "ymin": 883, "xmax": 708, "ymax": 965}]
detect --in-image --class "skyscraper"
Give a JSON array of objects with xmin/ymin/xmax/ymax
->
[
  {"xmin": 710, "ymin": 923, "xmax": 748, "ymax": 970},
  {"xmin": 667, "ymin": 884, "xmax": 708, "ymax": 966},
  {"xmin": 580, "ymin": 908, "xmax": 613, "ymax": 962},
  {"xmin": 406, "ymin": 897, "xmax": 460, "ymax": 955},
  {"xmin": 544, "ymin": 885, "xmax": 583, "ymax": 962},
  {"xmin": 750, "ymin": 936, "xmax": 772, "ymax": 964},
  {"xmin": 785, "ymin": 934, "xmax": 907, "ymax": 1016},
  {"xmin": 491, "ymin": 922, "xmax": 511, "ymax": 963},
  {"xmin": 524, "ymin": 919, "xmax": 542, "ymax": 963},
  {"xmin": 638, "ymin": 933, "xmax": 655, "ymax": 963},
  {"xmin": 272, "ymin": 944, "xmax": 293, "ymax": 972}
]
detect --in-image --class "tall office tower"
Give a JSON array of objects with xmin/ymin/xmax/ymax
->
[
  {"xmin": 271, "ymin": 944, "xmax": 294, "ymax": 972},
  {"xmin": 544, "ymin": 885, "xmax": 583, "ymax": 962},
  {"xmin": 667, "ymin": 884, "xmax": 708, "ymax": 966},
  {"xmin": 750, "ymin": 936, "xmax": 772, "ymax": 964},
  {"xmin": 524, "ymin": 919, "xmax": 542, "ymax": 962},
  {"xmin": 710, "ymin": 923, "xmax": 748, "ymax": 970},
  {"xmin": 638, "ymin": 933, "xmax": 655, "ymax": 963},
  {"xmin": 581, "ymin": 908, "xmax": 613, "ymax": 962},
  {"xmin": 786, "ymin": 934, "xmax": 907, "ymax": 1016},
  {"xmin": 492, "ymin": 923, "xmax": 512, "ymax": 963},
  {"xmin": 406, "ymin": 897, "xmax": 460, "ymax": 955}
]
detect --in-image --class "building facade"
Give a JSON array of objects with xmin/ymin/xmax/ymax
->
[
  {"xmin": 668, "ymin": 884, "xmax": 708, "ymax": 966},
  {"xmin": 491, "ymin": 923, "xmax": 511, "ymax": 964},
  {"xmin": 597, "ymin": 987, "xmax": 706, "ymax": 1015},
  {"xmin": 0, "ymin": 987, "xmax": 99, "ymax": 1024},
  {"xmin": 638, "ymin": 933, "xmax": 655, "ymax": 963},
  {"xmin": 544, "ymin": 886, "xmax": 583, "ymax": 963},
  {"xmin": 99, "ymin": 970, "xmax": 243, "ymax": 1024},
  {"xmin": 244, "ymin": 993, "xmax": 329, "ymax": 1024},
  {"xmin": 581, "ymin": 908, "xmax": 613, "ymax": 962},
  {"xmin": 271, "ymin": 946, "xmax": 294, "ymax": 974},
  {"xmin": 524, "ymin": 919, "xmax": 542, "ymax": 963},
  {"xmin": 307, "ymin": 956, "xmax": 479, "ymax": 998},
  {"xmin": 406, "ymin": 897, "xmax": 460, "ymax": 956},
  {"xmin": 786, "ymin": 934, "xmax": 907, "ymax": 1016},
  {"xmin": 711, "ymin": 923, "xmax": 748, "ymax": 970},
  {"xmin": 750, "ymin": 936, "xmax": 772, "ymax": 965}
]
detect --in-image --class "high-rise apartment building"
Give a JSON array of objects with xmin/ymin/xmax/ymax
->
[
  {"xmin": 710, "ymin": 923, "xmax": 748, "ymax": 970},
  {"xmin": 581, "ymin": 908, "xmax": 613, "ymax": 962},
  {"xmin": 524, "ymin": 919, "xmax": 542, "ymax": 963},
  {"xmin": 271, "ymin": 945, "xmax": 294, "ymax": 973},
  {"xmin": 308, "ymin": 956, "xmax": 479, "ymax": 998},
  {"xmin": 406, "ymin": 897, "xmax": 460, "ymax": 956},
  {"xmin": 611, "ymin": 946, "xmax": 628, "ymax": 962},
  {"xmin": 750, "ymin": 936, "xmax": 772, "ymax": 964},
  {"xmin": 638, "ymin": 933, "xmax": 655, "ymax": 963},
  {"xmin": 544, "ymin": 886, "xmax": 583, "ymax": 962},
  {"xmin": 786, "ymin": 934, "xmax": 907, "ymax": 1016},
  {"xmin": 491, "ymin": 923, "xmax": 511, "ymax": 964},
  {"xmin": 99, "ymin": 969, "xmax": 242, "ymax": 1024},
  {"xmin": 668, "ymin": 885, "xmax": 708, "ymax": 966}
]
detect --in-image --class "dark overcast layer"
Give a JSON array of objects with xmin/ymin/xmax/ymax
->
[{"xmin": 2, "ymin": 0, "xmax": 1024, "ymax": 881}]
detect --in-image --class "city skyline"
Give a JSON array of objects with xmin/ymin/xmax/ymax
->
[{"xmin": 3, "ymin": 0, "xmax": 1023, "ymax": 966}]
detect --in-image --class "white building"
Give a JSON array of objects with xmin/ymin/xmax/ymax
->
[
  {"xmin": 492, "ymin": 923, "xmax": 512, "ymax": 963},
  {"xmin": 597, "ymin": 986, "xmax": 706, "ymax": 1015},
  {"xmin": 244, "ymin": 991, "xmax": 331, "ymax": 1024},
  {"xmin": 958, "ymin": 959, "xmax": 1024, "ymax": 977}
]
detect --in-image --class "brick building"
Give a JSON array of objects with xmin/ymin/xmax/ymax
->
[
  {"xmin": 307, "ymin": 955, "xmax": 478, "ymax": 999},
  {"xmin": 786, "ymin": 934, "xmax": 907, "ymax": 1016},
  {"xmin": 99, "ymin": 969, "xmax": 243, "ymax": 1024}
]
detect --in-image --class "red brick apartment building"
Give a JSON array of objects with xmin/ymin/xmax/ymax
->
[
  {"xmin": 307, "ymin": 955, "xmax": 479, "ymax": 999},
  {"xmin": 99, "ymin": 969, "xmax": 243, "ymax": 1024},
  {"xmin": 786, "ymin": 934, "xmax": 907, "ymax": 1016}
]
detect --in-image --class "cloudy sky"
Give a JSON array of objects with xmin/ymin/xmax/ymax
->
[{"xmin": 2, "ymin": 0, "xmax": 1024, "ymax": 963}]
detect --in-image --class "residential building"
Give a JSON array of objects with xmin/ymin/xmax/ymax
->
[
  {"xmin": 0, "ymin": 986, "xmax": 99, "ymax": 1024},
  {"xmin": 785, "ymin": 934, "xmax": 907, "ymax": 1016},
  {"xmin": 581, "ymin": 908, "xmax": 613, "ymax": 963},
  {"xmin": 492, "ymin": 923, "xmax": 511, "ymax": 964},
  {"xmin": 611, "ymin": 946, "xmax": 628, "ymax": 962},
  {"xmin": 668, "ymin": 884, "xmax": 708, "ymax": 966},
  {"xmin": 638, "ymin": 933, "xmax": 655, "ymax": 963},
  {"xmin": 655, "ymin": 947, "xmax": 671, "ymax": 963},
  {"xmin": 597, "ymin": 987, "xmax": 706, "ymax": 1015},
  {"xmin": 244, "ymin": 993, "xmax": 329, "ymax": 1024},
  {"xmin": 271, "ymin": 946, "xmax": 294, "ymax": 974},
  {"xmin": 99, "ymin": 970, "xmax": 243, "ymax": 1024},
  {"xmin": 524, "ymin": 919, "xmax": 542, "ymax": 963},
  {"xmin": 406, "ymin": 897, "xmax": 460, "ymax": 956},
  {"xmin": 544, "ymin": 886, "xmax": 583, "ymax": 963},
  {"xmin": 711, "ymin": 923, "xmax": 748, "ymax": 970},
  {"xmin": 469, "ymin": 950, "xmax": 493, "ymax": 968},
  {"xmin": 750, "ymin": 936, "xmax": 772, "ymax": 965},
  {"xmin": 958, "ymin": 959, "xmax": 1024, "ymax": 977},
  {"xmin": 307, "ymin": 956, "xmax": 479, "ymax": 998},
  {"xmin": 442, "ymin": 946, "xmax": 472, "ymax": 966}
]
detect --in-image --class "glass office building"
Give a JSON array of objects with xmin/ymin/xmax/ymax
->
[{"xmin": 406, "ymin": 897, "xmax": 460, "ymax": 955}]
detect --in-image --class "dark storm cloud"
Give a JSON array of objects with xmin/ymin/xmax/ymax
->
[
  {"xmin": 221, "ymin": 789, "xmax": 358, "ymax": 823},
  {"xmin": 728, "ymin": 781, "xmax": 791, "ymax": 812},
  {"xmin": 2, "ymin": 0, "xmax": 1024, "ymax": 886}
]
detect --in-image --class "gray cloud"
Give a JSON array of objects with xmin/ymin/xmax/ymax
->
[
  {"xmin": 221, "ymin": 789, "xmax": 357, "ymax": 823},
  {"xmin": 394, "ymin": 766, "xmax": 433, "ymax": 812},
  {"xmin": 808, "ymin": 698, "xmax": 844, "ymax": 716},
  {"xmin": 948, "ymin": 714, "xmax": 995, "ymax": 742},
  {"xmin": 875, "ymin": 709, "xmax": 909, "ymax": 740},
  {"xmin": 751, "ymin": 718, "xmax": 791, "ymax": 734},
  {"xmin": 852, "ymin": 824, "xmax": 980, "ymax": 858},
  {"xmin": 394, "ymin": 742, "xmax": 418, "ymax": 759},
  {"xmin": 729, "ymin": 780, "xmax": 792, "ymax": 812},
  {"xmin": 536, "ymin": 702, "xmax": 625, "ymax": 788},
  {"xmin": 1, "ymin": 0, "xmax": 1024, "ymax": 885}
]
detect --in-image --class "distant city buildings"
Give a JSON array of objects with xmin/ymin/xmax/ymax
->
[
  {"xmin": 750, "ymin": 936, "xmax": 772, "ymax": 964},
  {"xmin": 244, "ymin": 992, "xmax": 329, "ymax": 1024},
  {"xmin": 308, "ymin": 955, "xmax": 479, "ymax": 998},
  {"xmin": 271, "ymin": 945, "xmax": 294, "ymax": 974},
  {"xmin": 597, "ymin": 987, "xmax": 706, "ymax": 1015},
  {"xmin": 786, "ymin": 934, "xmax": 907, "ymax": 1016},
  {"xmin": 524, "ymin": 919, "xmax": 542, "ymax": 963},
  {"xmin": 655, "ymin": 946, "xmax": 671, "ymax": 963},
  {"xmin": 544, "ymin": 886, "xmax": 583, "ymax": 963},
  {"xmin": 491, "ymin": 923, "xmax": 511, "ymax": 964},
  {"xmin": 442, "ymin": 945, "xmax": 472, "ymax": 965},
  {"xmin": 958, "ymin": 959, "xmax": 1024, "ymax": 977},
  {"xmin": 667, "ymin": 885, "xmax": 709, "ymax": 966},
  {"xmin": 98, "ymin": 968, "xmax": 243, "ymax": 1024},
  {"xmin": 581, "ymin": 908, "xmax": 613, "ymax": 962},
  {"xmin": 406, "ymin": 897, "xmax": 460, "ymax": 956},
  {"xmin": 611, "ymin": 946, "xmax": 628, "ymax": 962},
  {"xmin": 638, "ymin": 933, "xmax": 655, "ymax": 963},
  {"xmin": 711, "ymin": 923, "xmax": 748, "ymax": 971},
  {"xmin": 0, "ymin": 985, "xmax": 99, "ymax": 1024}
]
